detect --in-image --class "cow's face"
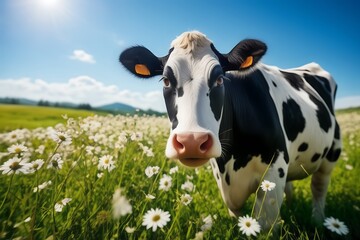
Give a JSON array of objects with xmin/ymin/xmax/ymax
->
[{"xmin": 120, "ymin": 31, "xmax": 266, "ymax": 167}]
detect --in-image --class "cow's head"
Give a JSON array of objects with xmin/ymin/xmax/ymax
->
[{"xmin": 120, "ymin": 31, "xmax": 266, "ymax": 167}]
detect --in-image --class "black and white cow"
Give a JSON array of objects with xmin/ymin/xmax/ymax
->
[{"xmin": 119, "ymin": 31, "xmax": 341, "ymax": 230}]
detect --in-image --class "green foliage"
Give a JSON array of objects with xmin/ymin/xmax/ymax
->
[{"xmin": 0, "ymin": 107, "xmax": 359, "ymax": 239}]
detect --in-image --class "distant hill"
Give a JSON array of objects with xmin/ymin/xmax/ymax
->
[
  {"xmin": 97, "ymin": 102, "xmax": 137, "ymax": 113},
  {"xmin": 0, "ymin": 97, "xmax": 164, "ymax": 115}
]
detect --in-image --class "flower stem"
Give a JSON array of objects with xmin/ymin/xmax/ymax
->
[{"xmin": 0, "ymin": 173, "xmax": 15, "ymax": 210}]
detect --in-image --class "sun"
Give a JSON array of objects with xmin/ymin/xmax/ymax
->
[{"xmin": 36, "ymin": 0, "xmax": 61, "ymax": 9}]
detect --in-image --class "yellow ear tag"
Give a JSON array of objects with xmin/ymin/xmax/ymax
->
[
  {"xmin": 240, "ymin": 56, "xmax": 254, "ymax": 69},
  {"xmin": 135, "ymin": 64, "xmax": 151, "ymax": 76}
]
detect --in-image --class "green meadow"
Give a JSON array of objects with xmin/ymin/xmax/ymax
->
[{"xmin": 0, "ymin": 105, "xmax": 359, "ymax": 239}]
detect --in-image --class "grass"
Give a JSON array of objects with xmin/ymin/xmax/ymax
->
[
  {"xmin": 0, "ymin": 104, "xmax": 101, "ymax": 132},
  {"xmin": 0, "ymin": 106, "xmax": 359, "ymax": 239}
]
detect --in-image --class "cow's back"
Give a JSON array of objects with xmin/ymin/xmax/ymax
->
[{"xmin": 259, "ymin": 62, "xmax": 340, "ymax": 180}]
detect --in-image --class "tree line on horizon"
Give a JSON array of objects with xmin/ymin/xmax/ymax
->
[{"xmin": 0, "ymin": 97, "xmax": 92, "ymax": 110}]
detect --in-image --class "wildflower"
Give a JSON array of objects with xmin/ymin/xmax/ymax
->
[
  {"xmin": 345, "ymin": 164, "xmax": 353, "ymax": 170},
  {"xmin": 180, "ymin": 194, "xmax": 193, "ymax": 206},
  {"xmin": 35, "ymin": 145, "xmax": 45, "ymax": 154},
  {"xmin": 142, "ymin": 208, "xmax": 171, "ymax": 232},
  {"xmin": 146, "ymin": 194, "xmax": 156, "ymax": 200},
  {"xmin": 169, "ymin": 166, "xmax": 179, "ymax": 174},
  {"xmin": 181, "ymin": 180, "xmax": 195, "ymax": 192},
  {"xmin": 50, "ymin": 130, "xmax": 72, "ymax": 145},
  {"xmin": 54, "ymin": 198, "xmax": 72, "ymax": 212},
  {"xmin": 192, "ymin": 231, "xmax": 204, "ymax": 240},
  {"xmin": 33, "ymin": 180, "xmax": 52, "ymax": 192},
  {"xmin": 112, "ymin": 188, "xmax": 132, "ymax": 219},
  {"xmin": 125, "ymin": 226, "xmax": 136, "ymax": 233},
  {"xmin": 7, "ymin": 143, "xmax": 28, "ymax": 155},
  {"xmin": 159, "ymin": 174, "xmax": 172, "ymax": 191},
  {"xmin": 260, "ymin": 180, "xmax": 276, "ymax": 192},
  {"xmin": 47, "ymin": 153, "xmax": 64, "ymax": 170},
  {"xmin": 201, "ymin": 215, "xmax": 213, "ymax": 231},
  {"xmin": 98, "ymin": 155, "xmax": 115, "ymax": 172},
  {"xmin": 28, "ymin": 159, "xmax": 44, "ymax": 173},
  {"xmin": 0, "ymin": 157, "xmax": 30, "ymax": 175},
  {"xmin": 145, "ymin": 166, "xmax": 160, "ymax": 178},
  {"xmin": 324, "ymin": 217, "xmax": 349, "ymax": 235},
  {"xmin": 238, "ymin": 215, "xmax": 261, "ymax": 237},
  {"xmin": 97, "ymin": 172, "xmax": 104, "ymax": 179}
]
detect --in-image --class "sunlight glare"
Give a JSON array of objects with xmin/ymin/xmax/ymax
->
[{"xmin": 36, "ymin": 0, "xmax": 61, "ymax": 9}]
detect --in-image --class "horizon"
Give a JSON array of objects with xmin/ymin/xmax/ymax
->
[{"xmin": 1, "ymin": 0, "xmax": 359, "ymax": 111}]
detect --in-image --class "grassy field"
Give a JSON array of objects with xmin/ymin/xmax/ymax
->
[
  {"xmin": 0, "ymin": 105, "xmax": 359, "ymax": 239},
  {"xmin": 0, "ymin": 104, "xmax": 101, "ymax": 132}
]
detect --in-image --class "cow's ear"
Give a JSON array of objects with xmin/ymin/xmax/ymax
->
[
  {"xmin": 220, "ymin": 39, "xmax": 267, "ymax": 72},
  {"xmin": 119, "ymin": 46, "xmax": 164, "ymax": 78}
]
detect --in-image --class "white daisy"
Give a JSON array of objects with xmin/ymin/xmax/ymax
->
[
  {"xmin": 125, "ymin": 226, "xmax": 136, "ymax": 233},
  {"xmin": 142, "ymin": 208, "xmax": 171, "ymax": 232},
  {"xmin": 260, "ymin": 180, "xmax": 276, "ymax": 192},
  {"xmin": 159, "ymin": 174, "xmax": 172, "ymax": 191},
  {"xmin": 238, "ymin": 215, "xmax": 261, "ymax": 237},
  {"xmin": 345, "ymin": 164, "xmax": 353, "ymax": 170},
  {"xmin": 145, "ymin": 166, "xmax": 160, "ymax": 178},
  {"xmin": 98, "ymin": 155, "xmax": 115, "ymax": 172},
  {"xmin": 112, "ymin": 188, "xmax": 132, "ymax": 219},
  {"xmin": 200, "ymin": 215, "xmax": 213, "ymax": 231},
  {"xmin": 7, "ymin": 143, "xmax": 28, "ymax": 155},
  {"xmin": 54, "ymin": 198, "xmax": 72, "ymax": 212},
  {"xmin": 47, "ymin": 153, "xmax": 64, "ymax": 170},
  {"xmin": 169, "ymin": 166, "xmax": 179, "ymax": 174},
  {"xmin": 0, "ymin": 157, "xmax": 31, "ymax": 175},
  {"xmin": 146, "ymin": 194, "xmax": 156, "ymax": 200},
  {"xmin": 181, "ymin": 180, "xmax": 195, "ymax": 192},
  {"xmin": 28, "ymin": 159, "xmax": 44, "ymax": 173},
  {"xmin": 33, "ymin": 180, "xmax": 52, "ymax": 192},
  {"xmin": 324, "ymin": 217, "xmax": 349, "ymax": 235},
  {"xmin": 180, "ymin": 193, "xmax": 193, "ymax": 206},
  {"xmin": 50, "ymin": 130, "xmax": 72, "ymax": 145}
]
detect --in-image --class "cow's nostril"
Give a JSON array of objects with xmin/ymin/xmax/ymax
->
[
  {"xmin": 200, "ymin": 134, "xmax": 212, "ymax": 152},
  {"xmin": 173, "ymin": 134, "xmax": 185, "ymax": 151}
]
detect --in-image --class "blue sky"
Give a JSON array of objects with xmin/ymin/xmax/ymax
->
[{"xmin": 0, "ymin": 0, "xmax": 359, "ymax": 111}]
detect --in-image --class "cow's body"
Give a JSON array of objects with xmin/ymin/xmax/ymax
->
[{"xmin": 119, "ymin": 31, "xmax": 341, "ymax": 230}]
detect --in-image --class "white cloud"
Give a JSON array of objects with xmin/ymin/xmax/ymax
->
[
  {"xmin": 69, "ymin": 50, "xmax": 96, "ymax": 64},
  {"xmin": 0, "ymin": 77, "xmax": 165, "ymax": 112},
  {"xmin": 335, "ymin": 96, "xmax": 360, "ymax": 109}
]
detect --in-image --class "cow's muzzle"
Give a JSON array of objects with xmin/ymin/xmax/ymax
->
[{"xmin": 172, "ymin": 132, "xmax": 214, "ymax": 167}]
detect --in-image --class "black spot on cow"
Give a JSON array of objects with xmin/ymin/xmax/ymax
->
[
  {"xmin": 298, "ymin": 142, "xmax": 308, "ymax": 152},
  {"xmin": 216, "ymin": 172, "xmax": 220, "ymax": 180},
  {"xmin": 334, "ymin": 121, "xmax": 341, "ymax": 140},
  {"xmin": 177, "ymin": 87, "xmax": 184, "ymax": 97},
  {"xmin": 326, "ymin": 142, "xmax": 341, "ymax": 162},
  {"xmin": 322, "ymin": 147, "xmax": 329, "ymax": 158},
  {"xmin": 311, "ymin": 153, "xmax": 321, "ymax": 162},
  {"xmin": 282, "ymin": 98, "xmax": 306, "ymax": 141},
  {"xmin": 163, "ymin": 66, "xmax": 179, "ymax": 129},
  {"xmin": 309, "ymin": 95, "xmax": 332, "ymax": 132},
  {"xmin": 278, "ymin": 168, "xmax": 285, "ymax": 178},
  {"xmin": 281, "ymin": 71, "xmax": 305, "ymax": 90},
  {"xmin": 216, "ymin": 157, "xmax": 226, "ymax": 174},
  {"xmin": 303, "ymin": 73, "xmax": 334, "ymax": 115},
  {"xmin": 272, "ymin": 81, "xmax": 277, "ymax": 87},
  {"xmin": 233, "ymin": 154, "xmax": 253, "ymax": 171},
  {"xmin": 225, "ymin": 172, "xmax": 230, "ymax": 185}
]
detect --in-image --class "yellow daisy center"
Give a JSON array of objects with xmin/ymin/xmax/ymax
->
[{"xmin": 152, "ymin": 214, "xmax": 160, "ymax": 222}]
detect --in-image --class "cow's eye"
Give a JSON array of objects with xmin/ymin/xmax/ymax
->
[
  {"xmin": 216, "ymin": 76, "xmax": 223, "ymax": 87},
  {"xmin": 161, "ymin": 77, "xmax": 171, "ymax": 88}
]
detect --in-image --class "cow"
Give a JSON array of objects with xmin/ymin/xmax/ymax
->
[{"xmin": 119, "ymin": 31, "xmax": 341, "ymax": 230}]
